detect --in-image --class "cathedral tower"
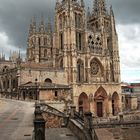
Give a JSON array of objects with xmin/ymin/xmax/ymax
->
[
  {"xmin": 87, "ymin": 0, "xmax": 120, "ymax": 83},
  {"xmin": 54, "ymin": 0, "xmax": 87, "ymax": 83},
  {"xmin": 27, "ymin": 16, "xmax": 53, "ymax": 63}
]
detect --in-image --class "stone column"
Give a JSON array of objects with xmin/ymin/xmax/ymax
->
[
  {"xmin": 84, "ymin": 112, "xmax": 94, "ymax": 140},
  {"xmin": 34, "ymin": 104, "xmax": 45, "ymax": 140},
  {"xmin": 70, "ymin": 105, "xmax": 76, "ymax": 118},
  {"xmin": 84, "ymin": 112, "xmax": 93, "ymax": 130}
]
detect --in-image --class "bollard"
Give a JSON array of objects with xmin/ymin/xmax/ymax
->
[{"xmin": 34, "ymin": 104, "xmax": 45, "ymax": 140}]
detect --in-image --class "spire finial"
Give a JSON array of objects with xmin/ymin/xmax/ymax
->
[
  {"xmin": 32, "ymin": 16, "xmax": 36, "ymax": 33},
  {"xmin": 81, "ymin": 0, "xmax": 85, "ymax": 8},
  {"xmin": 93, "ymin": 0, "xmax": 107, "ymax": 16},
  {"xmin": 47, "ymin": 18, "xmax": 52, "ymax": 34},
  {"xmin": 41, "ymin": 13, "xmax": 44, "ymax": 25},
  {"xmin": 110, "ymin": 5, "xmax": 114, "ymax": 17},
  {"xmin": 39, "ymin": 13, "xmax": 46, "ymax": 33}
]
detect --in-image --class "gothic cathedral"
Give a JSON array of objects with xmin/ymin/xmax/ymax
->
[{"xmin": 0, "ymin": 0, "xmax": 122, "ymax": 117}]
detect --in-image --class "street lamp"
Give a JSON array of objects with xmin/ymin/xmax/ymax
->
[{"xmin": 35, "ymin": 79, "xmax": 38, "ymax": 100}]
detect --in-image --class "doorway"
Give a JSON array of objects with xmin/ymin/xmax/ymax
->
[{"xmin": 97, "ymin": 102, "xmax": 103, "ymax": 117}]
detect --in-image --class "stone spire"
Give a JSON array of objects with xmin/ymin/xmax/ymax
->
[
  {"xmin": 55, "ymin": 0, "xmax": 60, "ymax": 9},
  {"xmin": 87, "ymin": 7, "xmax": 91, "ymax": 19},
  {"xmin": 39, "ymin": 14, "xmax": 46, "ymax": 33},
  {"xmin": 110, "ymin": 5, "xmax": 116, "ymax": 34},
  {"xmin": 93, "ymin": 0, "xmax": 107, "ymax": 16},
  {"xmin": 81, "ymin": 0, "xmax": 85, "ymax": 8},
  {"xmin": 47, "ymin": 19, "xmax": 52, "ymax": 34},
  {"xmin": 32, "ymin": 16, "xmax": 36, "ymax": 33},
  {"xmin": 29, "ymin": 19, "xmax": 33, "ymax": 36}
]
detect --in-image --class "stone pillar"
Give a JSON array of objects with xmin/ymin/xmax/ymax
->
[
  {"xmin": 70, "ymin": 105, "xmax": 76, "ymax": 118},
  {"xmin": 84, "ymin": 112, "xmax": 94, "ymax": 140},
  {"xmin": 84, "ymin": 112, "xmax": 93, "ymax": 130},
  {"xmin": 34, "ymin": 103, "xmax": 45, "ymax": 140},
  {"xmin": 119, "ymin": 112, "xmax": 124, "ymax": 123}
]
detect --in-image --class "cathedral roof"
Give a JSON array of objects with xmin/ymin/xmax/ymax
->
[
  {"xmin": 21, "ymin": 62, "xmax": 53, "ymax": 70},
  {"xmin": 19, "ymin": 82, "xmax": 71, "ymax": 90}
]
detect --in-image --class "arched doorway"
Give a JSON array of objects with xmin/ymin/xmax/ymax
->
[
  {"xmin": 78, "ymin": 93, "xmax": 89, "ymax": 115},
  {"xmin": 44, "ymin": 78, "xmax": 52, "ymax": 84},
  {"xmin": 112, "ymin": 92, "xmax": 120, "ymax": 116},
  {"xmin": 94, "ymin": 87, "xmax": 108, "ymax": 117}
]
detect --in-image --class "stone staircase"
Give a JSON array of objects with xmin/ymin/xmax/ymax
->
[
  {"xmin": 40, "ymin": 102, "xmax": 65, "ymax": 117},
  {"xmin": 39, "ymin": 102, "xmax": 66, "ymax": 128}
]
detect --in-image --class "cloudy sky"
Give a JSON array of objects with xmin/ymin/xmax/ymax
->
[{"xmin": 0, "ymin": 0, "xmax": 140, "ymax": 83}]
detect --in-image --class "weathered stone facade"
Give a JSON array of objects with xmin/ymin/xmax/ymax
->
[{"xmin": 0, "ymin": 0, "xmax": 122, "ymax": 117}]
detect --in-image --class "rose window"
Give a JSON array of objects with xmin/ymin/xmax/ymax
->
[{"xmin": 91, "ymin": 61, "xmax": 99, "ymax": 75}]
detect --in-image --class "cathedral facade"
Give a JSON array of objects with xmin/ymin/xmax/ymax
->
[{"xmin": 0, "ymin": 0, "xmax": 122, "ymax": 117}]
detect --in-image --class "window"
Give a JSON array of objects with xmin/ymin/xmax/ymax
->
[
  {"xmin": 45, "ymin": 78, "xmax": 52, "ymax": 83},
  {"xmin": 38, "ymin": 37, "xmax": 41, "ymax": 46},
  {"xmin": 77, "ymin": 59, "xmax": 84, "ymax": 82},
  {"xmin": 55, "ymin": 91, "xmax": 58, "ymax": 97},
  {"xmin": 121, "ymin": 96, "xmax": 124, "ymax": 102},
  {"xmin": 60, "ymin": 33, "xmax": 63, "ymax": 50},
  {"xmin": 90, "ymin": 61, "xmax": 99, "ymax": 76},
  {"xmin": 76, "ymin": 32, "xmax": 82, "ymax": 51},
  {"xmin": 60, "ymin": 59, "xmax": 63, "ymax": 69}
]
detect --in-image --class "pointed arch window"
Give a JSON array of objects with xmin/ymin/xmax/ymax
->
[
  {"xmin": 77, "ymin": 59, "xmax": 84, "ymax": 82},
  {"xmin": 60, "ymin": 33, "xmax": 64, "ymax": 50},
  {"xmin": 38, "ymin": 37, "xmax": 41, "ymax": 46},
  {"xmin": 60, "ymin": 59, "xmax": 63, "ymax": 69},
  {"xmin": 76, "ymin": 32, "xmax": 82, "ymax": 51}
]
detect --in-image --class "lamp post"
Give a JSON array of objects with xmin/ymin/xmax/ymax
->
[
  {"xmin": 35, "ymin": 79, "xmax": 38, "ymax": 100},
  {"xmin": 16, "ymin": 71, "xmax": 21, "ymax": 100}
]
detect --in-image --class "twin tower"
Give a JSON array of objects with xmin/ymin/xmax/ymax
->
[{"xmin": 27, "ymin": 0, "xmax": 120, "ymax": 84}]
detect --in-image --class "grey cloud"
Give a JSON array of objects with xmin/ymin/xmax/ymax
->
[
  {"xmin": 0, "ymin": 0, "xmax": 56, "ymax": 49},
  {"xmin": 0, "ymin": 0, "xmax": 140, "ymax": 50},
  {"xmin": 107, "ymin": 0, "xmax": 140, "ymax": 24}
]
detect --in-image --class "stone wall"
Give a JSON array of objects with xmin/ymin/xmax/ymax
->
[
  {"xmin": 20, "ymin": 69, "xmax": 67, "ymax": 85},
  {"xmin": 68, "ymin": 119, "xmax": 90, "ymax": 140},
  {"xmin": 73, "ymin": 83, "xmax": 122, "ymax": 117},
  {"xmin": 42, "ymin": 112, "xmax": 63, "ymax": 128},
  {"xmin": 123, "ymin": 111, "xmax": 140, "ymax": 121}
]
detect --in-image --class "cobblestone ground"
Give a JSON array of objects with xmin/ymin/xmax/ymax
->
[{"xmin": 45, "ymin": 128, "xmax": 78, "ymax": 140}]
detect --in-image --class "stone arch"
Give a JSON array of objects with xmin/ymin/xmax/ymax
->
[
  {"xmin": 77, "ymin": 59, "xmax": 84, "ymax": 82},
  {"xmin": 78, "ymin": 92, "xmax": 89, "ymax": 114},
  {"xmin": 44, "ymin": 78, "xmax": 52, "ymax": 84},
  {"xmin": 94, "ymin": 86, "xmax": 108, "ymax": 117},
  {"xmin": 112, "ymin": 92, "xmax": 120, "ymax": 116},
  {"xmin": 90, "ymin": 58, "xmax": 104, "ymax": 76}
]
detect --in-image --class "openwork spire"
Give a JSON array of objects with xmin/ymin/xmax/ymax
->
[
  {"xmin": 39, "ymin": 14, "xmax": 46, "ymax": 33},
  {"xmin": 93, "ymin": 0, "xmax": 107, "ymax": 16}
]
